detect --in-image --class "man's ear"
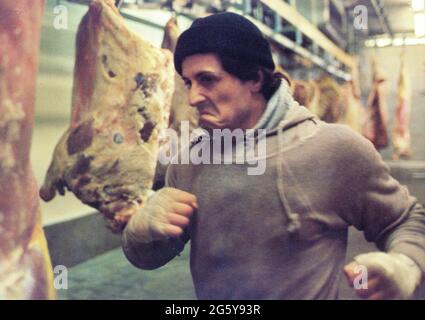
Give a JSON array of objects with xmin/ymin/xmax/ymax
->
[{"xmin": 250, "ymin": 70, "xmax": 264, "ymax": 93}]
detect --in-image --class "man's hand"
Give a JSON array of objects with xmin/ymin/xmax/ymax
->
[
  {"xmin": 344, "ymin": 252, "xmax": 422, "ymax": 300},
  {"xmin": 125, "ymin": 187, "xmax": 197, "ymax": 243}
]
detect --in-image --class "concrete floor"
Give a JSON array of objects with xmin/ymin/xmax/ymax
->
[{"xmin": 58, "ymin": 243, "xmax": 196, "ymax": 300}]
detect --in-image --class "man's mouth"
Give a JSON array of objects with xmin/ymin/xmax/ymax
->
[
  {"xmin": 197, "ymin": 111, "xmax": 216, "ymax": 128},
  {"xmin": 196, "ymin": 103, "xmax": 214, "ymax": 116}
]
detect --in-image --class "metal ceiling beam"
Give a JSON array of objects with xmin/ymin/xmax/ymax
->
[
  {"xmin": 228, "ymin": 7, "xmax": 352, "ymax": 80},
  {"xmin": 370, "ymin": 0, "xmax": 394, "ymax": 38},
  {"xmin": 259, "ymin": 0, "xmax": 356, "ymax": 69}
]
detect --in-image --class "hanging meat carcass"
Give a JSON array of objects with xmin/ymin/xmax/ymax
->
[
  {"xmin": 392, "ymin": 59, "xmax": 412, "ymax": 160},
  {"xmin": 362, "ymin": 57, "xmax": 389, "ymax": 150},
  {"xmin": 161, "ymin": 17, "xmax": 198, "ymax": 135},
  {"xmin": 291, "ymin": 79, "xmax": 320, "ymax": 116},
  {"xmin": 0, "ymin": 0, "xmax": 55, "ymax": 299},
  {"xmin": 39, "ymin": 0, "xmax": 175, "ymax": 233},
  {"xmin": 339, "ymin": 80, "xmax": 365, "ymax": 134},
  {"xmin": 316, "ymin": 74, "xmax": 345, "ymax": 123},
  {"xmin": 152, "ymin": 17, "xmax": 199, "ymax": 190},
  {"xmin": 292, "ymin": 79, "xmax": 314, "ymax": 108},
  {"xmin": 339, "ymin": 62, "xmax": 366, "ymax": 133}
]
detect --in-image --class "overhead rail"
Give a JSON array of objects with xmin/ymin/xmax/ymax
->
[
  {"xmin": 258, "ymin": 0, "xmax": 356, "ymax": 70},
  {"xmin": 371, "ymin": 0, "xmax": 394, "ymax": 38},
  {"xmin": 64, "ymin": 0, "xmax": 354, "ymax": 80},
  {"xmin": 226, "ymin": 6, "xmax": 351, "ymax": 81}
]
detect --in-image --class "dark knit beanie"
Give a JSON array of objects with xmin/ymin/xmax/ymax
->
[{"xmin": 174, "ymin": 12, "xmax": 275, "ymax": 75}]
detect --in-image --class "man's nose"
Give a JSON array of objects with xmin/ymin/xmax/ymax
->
[{"xmin": 188, "ymin": 85, "xmax": 206, "ymax": 107}]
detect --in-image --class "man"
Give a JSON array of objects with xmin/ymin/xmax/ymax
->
[{"xmin": 122, "ymin": 12, "xmax": 425, "ymax": 299}]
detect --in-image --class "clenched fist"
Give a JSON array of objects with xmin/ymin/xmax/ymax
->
[
  {"xmin": 344, "ymin": 252, "xmax": 422, "ymax": 300},
  {"xmin": 125, "ymin": 187, "xmax": 197, "ymax": 243}
]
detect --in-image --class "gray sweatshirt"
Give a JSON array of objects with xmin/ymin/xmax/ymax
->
[{"xmin": 122, "ymin": 82, "xmax": 425, "ymax": 299}]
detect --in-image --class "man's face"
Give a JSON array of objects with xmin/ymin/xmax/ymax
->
[{"xmin": 181, "ymin": 53, "xmax": 263, "ymax": 131}]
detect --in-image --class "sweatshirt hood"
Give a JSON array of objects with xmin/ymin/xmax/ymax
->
[{"xmin": 254, "ymin": 80, "xmax": 316, "ymax": 136}]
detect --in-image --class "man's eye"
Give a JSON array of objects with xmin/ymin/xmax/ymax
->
[{"xmin": 199, "ymin": 75, "xmax": 215, "ymax": 85}]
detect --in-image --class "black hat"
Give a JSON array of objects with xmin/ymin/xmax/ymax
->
[{"xmin": 174, "ymin": 12, "xmax": 275, "ymax": 75}]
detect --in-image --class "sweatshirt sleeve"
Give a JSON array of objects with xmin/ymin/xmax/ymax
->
[
  {"xmin": 121, "ymin": 164, "xmax": 190, "ymax": 270},
  {"xmin": 334, "ymin": 126, "xmax": 425, "ymax": 273},
  {"xmin": 122, "ymin": 226, "xmax": 189, "ymax": 270}
]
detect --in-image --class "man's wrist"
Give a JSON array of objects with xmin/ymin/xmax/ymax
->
[
  {"xmin": 124, "ymin": 209, "xmax": 154, "ymax": 244},
  {"xmin": 389, "ymin": 252, "xmax": 422, "ymax": 285}
]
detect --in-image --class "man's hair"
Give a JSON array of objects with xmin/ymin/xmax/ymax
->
[{"xmin": 218, "ymin": 55, "xmax": 289, "ymax": 101}]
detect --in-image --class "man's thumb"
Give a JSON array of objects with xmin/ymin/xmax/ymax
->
[{"xmin": 343, "ymin": 261, "xmax": 361, "ymax": 287}]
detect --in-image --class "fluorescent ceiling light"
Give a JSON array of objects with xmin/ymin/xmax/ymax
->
[
  {"xmin": 365, "ymin": 36, "xmax": 425, "ymax": 47},
  {"xmin": 376, "ymin": 38, "xmax": 392, "ymax": 47},
  {"xmin": 364, "ymin": 39, "xmax": 376, "ymax": 47},
  {"xmin": 392, "ymin": 38, "xmax": 404, "ymax": 46},
  {"xmin": 404, "ymin": 37, "xmax": 425, "ymax": 45}
]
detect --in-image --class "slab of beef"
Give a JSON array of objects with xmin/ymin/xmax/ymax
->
[
  {"xmin": 292, "ymin": 79, "xmax": 314, "ymax": 108},
  {"xmin": 161, "ymin": 17, "xmax": 198, "ymax": 134},
  {"xmin": 340, "ymin": 65, "xmax": 366, "ymax": 133},
  {"xmin": 363, "ymin": 58, "xmax": 389, "ymax": 150},
  {"xmin": 291, "ymin": 79, "xmax": 320, "ymax": 115},
  {"xmin": 152, "ymin": 17, "xmax": 199, "ymax": 190},
  {"xmin": 39, "ymin": 0, "xmax": 174, "ymax": 233},
  {"xmin": 339, "ymin": 80, "xmax": 365, "ymax": 133},
  {"xmin": 0, "ymin": 0, "xmax": 55, "ymax": 299},
  {"xmin": 316, "ymin": 74, "xmax": 345, "ymax": 123},
  {"xmin": 392, "ymin": 60, "xmax": 412, "ymax": 159}
]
